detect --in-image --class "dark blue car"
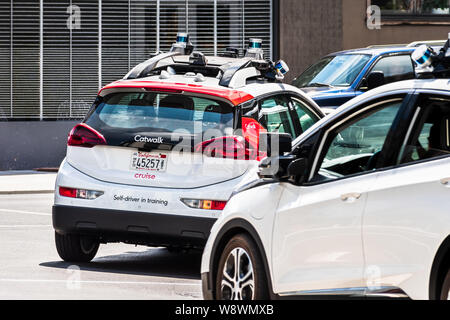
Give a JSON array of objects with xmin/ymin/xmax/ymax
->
[{"xmin": 292, "ymin": 46, "xmax": 422, "ymax": 113}]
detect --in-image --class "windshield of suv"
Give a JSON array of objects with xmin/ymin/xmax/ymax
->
[{"xmin": 292, "ymin": 54, "xmax": 371, "ymax": 88}]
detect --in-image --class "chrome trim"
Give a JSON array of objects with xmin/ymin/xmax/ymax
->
[
  {"xmin": 279, "ymin": 287, "xmax": 367, "ymax": 296},
  {"xmin": 279, "ymin": 286, "xmax": 409, "ymax": 298}
]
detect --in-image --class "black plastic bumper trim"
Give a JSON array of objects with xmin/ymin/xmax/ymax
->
[{"xmin": 52, "ymin": 205, "xmax": 216, "ymax": 248}]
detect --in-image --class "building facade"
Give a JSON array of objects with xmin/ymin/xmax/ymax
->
[{"xmin": 1, "ymin": 0, "xmax": 449, "ymax": 170}]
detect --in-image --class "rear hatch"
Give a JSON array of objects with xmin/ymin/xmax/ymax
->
[{"xmin": 66, "ymin": 90, "xmax": 250, "ymax": 189}]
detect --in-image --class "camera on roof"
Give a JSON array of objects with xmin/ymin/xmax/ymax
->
[
  {"xmin": 245, "ymin": 38, "xmax": 264, "ymax": 60},
  {"xmin": 412, "ymin": 32, "xmax": 450, "ymax": 78},
  {"xmin": 170, "ymin": 32, "xmax": 194, "ymax": 55}
]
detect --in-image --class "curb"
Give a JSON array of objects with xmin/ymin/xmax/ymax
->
[{"xmin": 0, "ymin": 190, "xmax": 55, "ymax": 195}]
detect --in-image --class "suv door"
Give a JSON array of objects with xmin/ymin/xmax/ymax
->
[
  {"xmin": 362, "ymin": 92, "xmax": 450, "ymax": 299},
  {"xmin": 272, "ymin": 95, "xmax": 407, "ymax": 295}
]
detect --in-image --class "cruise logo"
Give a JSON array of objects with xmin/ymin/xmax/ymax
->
[{"xmin": 134, "ymin": 135, "xmax": 164, "ymax": 144}]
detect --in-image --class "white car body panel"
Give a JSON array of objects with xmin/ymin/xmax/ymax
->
[
  {"xmin": 272, "ymin": 173, "xmax": 377, "ymax": 294},
  {"xmin": 66, "ymin": 145, "xmax": 250, "ymax": 189},
  {"xmin": 363, "ymin": 157, "xmax": 450, "ymax": 300},
  {"xmin": 202, "ymin": 79, "xmax": 450, "ymax": 300},
  {"xmin": 201, "ymin": 182, "xmax": 284, "ymax": 280},
  {"xmin": 55, "ymin": 158, "xmax": 253, "ymax": 219}
]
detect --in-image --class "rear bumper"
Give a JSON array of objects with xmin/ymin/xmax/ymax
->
[{"xmin": 53, "ymin": 205, "xmax": 216, "ymax": 248}]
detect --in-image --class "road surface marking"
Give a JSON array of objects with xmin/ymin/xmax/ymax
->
[
  {"xmin": 0, "ymin": 208, "xmax": 51, "ymax": 216},
  {"xmin": 0, "ymin": 225, "xmax": 52, "ymax": 228},
  {"xmin": 0, "ymin": 278, "xmax": 200, "ymax": 286}
]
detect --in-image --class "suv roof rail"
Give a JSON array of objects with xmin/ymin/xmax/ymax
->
[
  {"xmin": 366, "ymin": 44, "xmax": 407, "ymax": 48},
  {"xmin": 122, "ymin": 34, "xmax": 289, "ymax": 88},
  {"xmin": 407, "ymin": 40, "xmax": 447, "ymax": 47},
  {"xmin": 124, "ymin": 51, "xmax": 181, "ymax": 80}
]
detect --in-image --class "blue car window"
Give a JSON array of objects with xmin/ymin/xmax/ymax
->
[{"xmin": 293, "ymin": 54, "xmax": 371, "ymax": 88}]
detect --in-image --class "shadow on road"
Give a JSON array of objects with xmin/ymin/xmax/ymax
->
[{"xmin": 40, "ymin": 247, "xmax": 202, "ymax": 280}]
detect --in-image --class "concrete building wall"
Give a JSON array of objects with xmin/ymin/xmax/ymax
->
[
  {"xmin": 279, "ymin": 0, "xmax": 343, "ymax": 82},
  {"xmin": 0, "ymin": 121, "xmax": 78, "ymax": 170},
  {"xmin": 342, "ymin": 0, "xmax": 450, "ymax": 50}
]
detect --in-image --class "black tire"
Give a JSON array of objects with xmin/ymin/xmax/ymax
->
[
  {"xmin": 215, "ymin": 233, "xmax": 269, "ymax": 300},
  {"xmin": 440, "ymin": 268, "xmax": 450, "ymax": 300},
  {"xmin": 166, "ymin": 246, "xmax": 183, "ymax": 254},
  {"xmin": 55, "ymin": 232, "xmax": 100, "ymax": 263}
]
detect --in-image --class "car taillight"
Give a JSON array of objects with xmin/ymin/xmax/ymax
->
[
  {"xmin": 194, "ymin": 136, "xmax": 257, "ymax": 160},
  {"xmin": 68, "ymin": 123, "xmax": 107, "ymax": 148},
  {"xmin": 181, "ymin": 199, "xmax": 227, "ymax": 211},
  {"xmin": 59, "ymin": 187, "xmax": 104, "ymax": 200}
]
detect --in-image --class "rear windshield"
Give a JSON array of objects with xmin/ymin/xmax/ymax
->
[{"xmin": 85, "ymin": 92, "xmax": 234, "ymax": 137}]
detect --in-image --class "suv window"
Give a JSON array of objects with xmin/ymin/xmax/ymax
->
[
  {"xmin": 290, "ymin": 97, "xmax": 320, "ymax": 133},
  {"xmin": 313, "ymin": 100, "xmax": 402, "ymax": 182},
  {"xmin": 85, "ymin": 92, "xmax": 234, "ymax": 137},
  {"xmin": 371, "ymin": 55, "xmax": 415, "ymax": 84},
  {"xmin": 259, "ymin": 96, "xmax": 296, "ymax": 138},
  {"xmin": 399, "ymin": 95, "xmax": 450, "ymax": 164}
]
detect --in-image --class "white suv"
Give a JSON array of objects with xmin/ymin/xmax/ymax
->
[
  {"xmin": 52, "ymin": 37, "xmax": 323, "ymax": 262},
  {"xmin": 201, "ymin": 77, "xmax": 450, "ymax": 300}
]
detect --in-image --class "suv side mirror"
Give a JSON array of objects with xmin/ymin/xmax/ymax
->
[
  {"xmin": 258, "ymin": 156, "xmax": 308, "ymax": 180},
  {"xmin": 259, "ymin": 132, "xmax": 292, "ymax": 157},
  {"xmin": 367, "ymin": 71, "xmax": 385, "ymax": 90},
  {"xmin": 287, "ymin": 158, "xmax": 308, "ymax": 177}
]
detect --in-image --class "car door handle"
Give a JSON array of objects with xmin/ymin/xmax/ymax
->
[
  {"xmin": 440, "ymin": 178, "xmax": 450, "ymax": 186},
  {"xmin": 340, "ymin": 192, "xmax": 362, "ymax": 202}
]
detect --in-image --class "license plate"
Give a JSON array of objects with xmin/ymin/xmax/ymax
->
[{"xmin": 131, "ymin": 152, "xmax": 168, "ymax": 172}]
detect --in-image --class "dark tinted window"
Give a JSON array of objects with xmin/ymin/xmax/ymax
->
[
  {"xmin": 85, "ymin": 92, "xmax": 234, "ymax": 136},
  {"xmin": 399, "ymin": 95, "xmax": 450, "ymax": 164}
]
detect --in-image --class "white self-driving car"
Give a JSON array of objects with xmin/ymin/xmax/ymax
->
[
  {"xmin": 201, "ymin": 42, "xmax": 450, "ymax": 300},
  {"xmin": 52, "ymin": 36, "xmax": 323, "ymax": 262}
]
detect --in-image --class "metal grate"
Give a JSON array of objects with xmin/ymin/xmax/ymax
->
[
  {"xmin": 0, "ymin": 1, "xmax": 11, "ymax": 119},
  {"xmin": 2, "ymin": 0, "xmax": 272, "ymax": 120},
  {"xmin": 71, "ymin": 0, "xmax": 99, "ymax": 119},
  {"xmin": 43, "ymin": 0, "xmax": 70, "ymax": 119},
  {"xmin": 12, "ymin": 0, "xmax": 40, "ymax": 119},
  {"xmin": 130, "ymin": 0, "xmax": 157, "ymax": 68},
  {"xmin": 102, "ymin": 0, "xmax": 130, "ymax": 87}
]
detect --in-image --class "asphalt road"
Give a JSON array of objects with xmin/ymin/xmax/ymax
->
[{"xmin": 0, "ymin": 193, "xmax": 203, "ymax": 300}]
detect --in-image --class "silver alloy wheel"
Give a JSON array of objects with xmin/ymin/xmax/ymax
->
[{"xmin": 220, "ymin": 247, "xmax": 255, "ymax": 300}]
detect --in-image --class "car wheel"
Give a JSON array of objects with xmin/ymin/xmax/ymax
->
[
  {"xmin": 215, "ymin": 233, "xmax": 269, "ymax": 300},
  {"xmin": 55, "ymin": 232, "xmax": 100, "ymax": 263},
  {"xmin": 440, "ymin": 268, "xmax": 450, "ymax": 300}
]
